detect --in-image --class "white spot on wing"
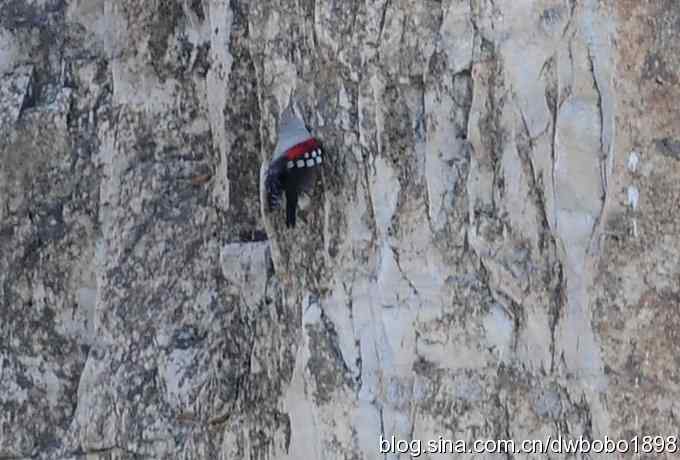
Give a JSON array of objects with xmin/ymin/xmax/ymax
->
[
  {"xmin": 287, "ymin": 161, "xmax": 294, "ymax": 169},
  {"xmin": 304, "ymin": 152, "xmax": 309, "ymax": 159},
  {"xmin": 296, "ymin": 159, "xmax": 305, "ymax": 168},
  {"xmin": 306, "ymin": 159, "xmax": 314, "ymax": 167},
  {"xmin": 311, "ymin": 151, "xmax": 317, "ymax": 158},
  {"xmin": 315, "ymin": 156, "xmax": 322, "ymax": 164}
]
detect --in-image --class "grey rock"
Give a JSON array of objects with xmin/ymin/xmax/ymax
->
[
  {"xmin": 1, "ymin": 0, "xmax": 679, "ymax": 459},
  {"xmin": 654, "ymin": 137, "xmax": 680, "ymax": 160}
]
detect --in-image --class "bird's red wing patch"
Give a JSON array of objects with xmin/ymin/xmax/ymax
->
[{"xmin": 285, "ymin": 138, "xmax": 321, "ymax": 160}]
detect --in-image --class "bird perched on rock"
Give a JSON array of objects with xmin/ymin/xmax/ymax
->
[{"xmin": 265, "ymin": 107, "xmax": 323, "ymax": 228}]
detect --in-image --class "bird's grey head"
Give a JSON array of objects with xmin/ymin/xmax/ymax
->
[{"xmin": 273, "ymin": 103, "xmax": 311, "ymax": 159}]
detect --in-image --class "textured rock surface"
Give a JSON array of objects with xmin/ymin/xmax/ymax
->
[{"xmin": 1, "ymin": 0, "xmax": 678, "ymax": 459}]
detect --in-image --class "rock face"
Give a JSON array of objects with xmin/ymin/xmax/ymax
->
[{"xmin": 1, "ymin": 0, "xmax": 678, "ymax": 459}]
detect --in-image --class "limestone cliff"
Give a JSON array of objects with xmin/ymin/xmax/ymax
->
[{"xmin": 1, "ymin": 0, "xmax": 679, "ymax": 459}]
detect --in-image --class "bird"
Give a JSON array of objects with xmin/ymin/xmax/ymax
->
[{"xmin": 265, "ymin": 107, "xmax": 323, "ymax": 228}]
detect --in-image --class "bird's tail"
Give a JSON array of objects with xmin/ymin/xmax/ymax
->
[{"xmin": 285, "ymin": 186, "xmax": 297, "ymax": 228}]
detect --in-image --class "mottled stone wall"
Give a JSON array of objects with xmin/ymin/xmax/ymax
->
[
  {"xmin": 0, "ymin": 0, "xmax": 678, "ymax": 459},
  {"xmin": 596, "ymin": 0, "xmax": 680, "ymax": 448}
]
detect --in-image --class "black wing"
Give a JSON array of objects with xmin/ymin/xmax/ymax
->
[{"xmin": 265, "ymin": 156, "xmax": 287, "ymax": 210}]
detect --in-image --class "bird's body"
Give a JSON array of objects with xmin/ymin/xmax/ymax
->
[{"xmin": 265, "ymin": 108, "xmax": 323, "ymax": 227}]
